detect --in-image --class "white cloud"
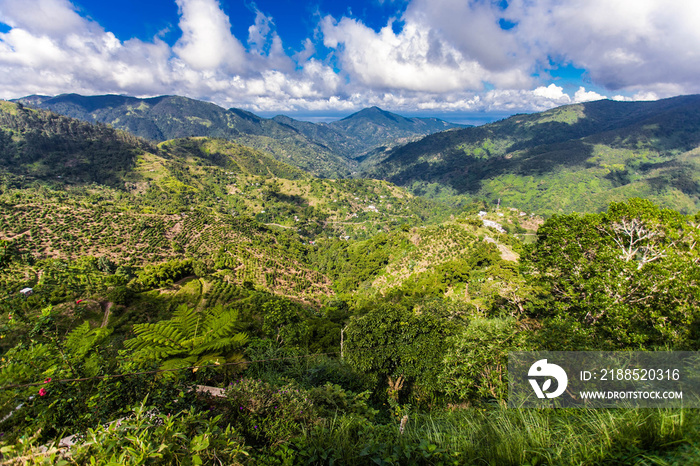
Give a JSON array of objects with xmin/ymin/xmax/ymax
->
[
  {"xmin": 506, "ymin": 0, "xmax": 700, "ymax": 95},
  {"xmin": 322, "ymin": 15, "xmax": 490, "ymax": 93},
  {"xmin": 0, "ymin": 0, "xmax": 697, "ymax": 115},
  {"xmin": 0, "ymin": 0, "xmax": 85, "ymax": 36},
  {"xmin": 319, "ymin": 2, "xmax": 536, "ymax": 95},
  {"xmin": 533, "ymin": 84, "xmax": 571, "ymax": 102},
  {"xmin": 573, "ymin": 87, "xmax": 606, "ymax": 103},
  {"xmin": 172, "ymin": 0, "xmax": 246, "ymax": 72},
  {"xmin": 0, "ymin": 0, "xmax": 336, "ymax": 109},
  {"xmin": 403, "ymin": 0, "xmax": 528, "ymax": 77}
]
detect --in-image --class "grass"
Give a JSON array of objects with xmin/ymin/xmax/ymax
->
[
  {"xmin": 399, "ymin": 406, "xmax": 696, "ymax": 465},
  {"xmin": 265, "ymin": 404, "xmax": 700, "ymax": 465}
]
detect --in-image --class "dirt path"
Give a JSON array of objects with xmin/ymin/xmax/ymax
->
[
  {"xmin": 484, "ymin": 236, "xmax": 519, "ymax": 262},
  {"xmin": 173, "ymin": 275, "xmax": 197, "ymax": 286},
  {"xmin": 100, "ymin": 302, "xmax": 113, "ymax": 328},
  {"xmin": 263, "ymin": 223, "xmax": 294, "ymax": 229},
  {"xmin": 196, "ymin": 278, "xmax": 210, "ymax": 311}
]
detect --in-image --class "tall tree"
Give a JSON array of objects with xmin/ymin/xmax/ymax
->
[{"xmin": 526, "ymin": 198, "xmax": 700, "ymax": 349}]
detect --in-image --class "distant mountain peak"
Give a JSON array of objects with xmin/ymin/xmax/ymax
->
[{"xmin": 341, "ymin": 106, "xmax": 402, "ymax": 122}]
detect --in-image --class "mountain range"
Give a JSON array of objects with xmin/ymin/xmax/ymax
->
[
  {"xmin": 362, "ymin": 94, "xmax": 700, "ymax": 213},
  {"xmin": 0, "ymin": 99, "xmax": 466, "ymax": 301},
  {"xmin": 13, "ymin": 94, "xmax": 464, "ymax": 178},
  {"xmin": 11, "ymin": 92, "xmax": 700, "ymax": 214}
]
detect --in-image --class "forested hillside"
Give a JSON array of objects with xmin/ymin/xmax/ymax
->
[
  {"xmin": 14, "ymin": 94, "xmax": 353, "ymax": 178},
  {"xmin": 365, "ymin": 95, "xmax": 700, "ymax": 213},
  {"xmin": 14, "ymin": 94, "xmax": 463, "ymax": 178},
  {"xmin": 275, "ymin": 106, "xmax": 465, "ymax": 161},
  {"xmin": 2, "ymin": 100, "xmax": 700, "ymax": 464}
]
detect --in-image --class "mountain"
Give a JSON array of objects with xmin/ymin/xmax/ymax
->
[
  {"xmin": 0, "ymin": 100, "xmax": 152, "ymax": 186},
  {"xmin": 13, "ymin": 94, "xmax": 352, "ymax": 178},
  {"xmin": 274, "ymin": 106, "xmax": 465, "ymax": 161},
  {"xmin": 364, "ymin": 95, "xmax": 700, "ymax": 213},
  {"xmin": 13, "ymin": 94, "xmax": 463, "ymax": 177},
  {"xmin": 0, "ymin": 101, "xmax": 460, "ymax": 294}
]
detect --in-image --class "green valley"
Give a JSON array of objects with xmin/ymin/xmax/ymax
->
[{"xmin": 2, "ymin": 98, "xmax": 700, "ymax": 465}]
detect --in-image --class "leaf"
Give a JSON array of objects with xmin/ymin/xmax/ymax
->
[
  {"xmin": 123, "ymin": 305, "xmax": 248, "ymax": 373},
  {"xmin": 190, "ymin": 434, "xmax": 210, "ymax": 452},
  {"xmin": 542, "ymin": 379, "xmax": 552, "ymax": 392}
]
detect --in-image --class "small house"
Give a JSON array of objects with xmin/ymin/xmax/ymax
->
[
  {"xmin": 20, "ymin": 287, "xmax": 33, "ymax": 296},
  {"xmin": 482, "ymin": 219, "xmax": 506, "ymax": 233}
]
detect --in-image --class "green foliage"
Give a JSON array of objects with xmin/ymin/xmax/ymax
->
[
  {"xmin": 440, "ymin": 318, "xmax": 531, "ymax": 401},
  {"xmin": 136, "ymin": 259, "xmax": 193, "ymax": 289},
  {"xmin": 63, "ymin": 321, "xmax": 113, "ymax": 377},
  {"xmin": 366, "ymin": 95, "xmax": 700, "ymax": 214},
  {"xmin": 344, "ymin": 304, "xmax": 458, "ymax": 398},
  {"xmin": 124, "ymin": 304, "xmax": 248, "ymax": 372},
  {"xmin": 69, "ymin": 400, "xmax": 248, "ymax": 465},
  {"xmin": 224, "ymin": 378, "xmax": 318, "ymax": 444},
  {"xmin": 0, "ymin": 102, "xmax": 151, "ymax": 186},
  {"xmin": 7, "ymin": 94, "xmax": 700, "ymax": 463},
  {"xmin": 526, "ymin": 198, "xmax": 700, "ymax": 349},
  {"xmin": 261, "ymin": 298, "xmax": 312, "ymax": 348}
]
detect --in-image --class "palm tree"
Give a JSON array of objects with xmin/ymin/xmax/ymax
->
[{"xmin": 125, "ymin": 304, "xmax": 248, "ymax": 373}]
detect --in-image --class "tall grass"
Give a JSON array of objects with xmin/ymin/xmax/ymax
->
[
  {"xmin": 277, "ymin": 405, "xmax": 699, "ymax": 465},
  {"xmin": 402, "ymin": 406, "xmax": 696, "ymax": 465}
]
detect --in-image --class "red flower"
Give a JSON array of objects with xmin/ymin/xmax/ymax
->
[
  {"xmin": 44, "ymin": 378, "xmax": 51, "ymax": 384},
  {"xmin": 39, "ymin": 388, "xmax": 47, "ymax": 397}
]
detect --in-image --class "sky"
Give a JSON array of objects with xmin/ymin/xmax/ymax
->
[{"xmin": 0, "ymin": 0, "xmax": 698, "ymax": 123}]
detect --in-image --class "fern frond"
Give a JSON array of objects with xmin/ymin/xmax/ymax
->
[
  {"xmin": 171, "ymin": 304, "xmax": 200, "ymax": 340},
  {"xmin": 126, "ymin": 321, "xmax": 185, "ymax": 352},
  {"xmin": 197, "ymin": 308, "xmax": 244, "ymax": 343},
  {"xmin": 195, "ymin": 333, "xmax": 249, "ymax": 356},
  {"xmin": 64, "ymin": 321, "xmax": 93, "ymax": 356},
  {"xmin": 194, "ymin": 353, "xmax": 226, "ymax": 368},
  {"xmin": 64, "ymin": 321, "xmax": 113, "ymax": 362},
  {"xmin": 160, "ymin": 356, "xmax": 197, "ymax": 373}
]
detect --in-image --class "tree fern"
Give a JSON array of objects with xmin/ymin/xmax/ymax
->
[
  {"xmin": 64, "ymin": 321, "xmax": 112, "ymax": 362},
  {"xmin": 124, "ymin": 304, "xmax": 248, "ymax": 373}
]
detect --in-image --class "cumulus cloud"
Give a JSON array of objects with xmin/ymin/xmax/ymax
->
[
  {"xmin": 505, "ymin": 0, "xmax": 700, "ymax": 96},
  {"xmin": 322, "ymin": 15, "xmax": 490, "ymax": 93},
  {"xmin": 0, "ymin": 0, "xmax": 86, "ymax": 36},
  {"xmin": 573, "ymin": 87, "xmax": 606, "ymax": 103},
  {"xmin": 0, "ymin": 0, "xmax": 696, "ymax": 115},
  {"xmin": 0, "ymin": 0, "xmax": 337, "ymax": 109},
  {"xmin": 172, "ymin": 0, "xmax": 246, "ymax": 72}
]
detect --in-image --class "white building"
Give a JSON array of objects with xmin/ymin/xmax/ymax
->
[{"xmin": 482, "ymin": 219, "xmax": 506, "ymax": 233}]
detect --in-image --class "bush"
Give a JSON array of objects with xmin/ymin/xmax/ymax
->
[
  {"xmin": 69, "ymin": 400, "xmax": 248, "ymax": 465},
  {"xmin": 440, "ymin": 317, "xmax": 532, "ymax": 402}
]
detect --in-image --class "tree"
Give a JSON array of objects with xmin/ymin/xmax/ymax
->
[
  {"xmin": 344, "ymin": 304, "xmax": 457, "ymax": 398},
  {"xmin": 440, "ymin": 317, "xmax": 531, "ymax": 401},
  {"xmin": 261, "ymin": 298, "xmax": 310, "ymax": 348},
  {"xmin": 526, "ymin": 198, "xmax": 700, "ymax": 349},
  {"xmin": 125, "ymin": 305, "xmax": 248, "ymax": 372}
]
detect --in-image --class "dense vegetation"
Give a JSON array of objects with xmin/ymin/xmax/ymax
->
[
  {"xmin": 364, "ymin": 95, "xmax": 700, "ymax": 214},
  {"xmin": 15, "ymin": 94, "xmax": 463, "ymax": 178},
  {"xmin": 2, "ymin": 100, "xmax": 700, "ymax": 464}
]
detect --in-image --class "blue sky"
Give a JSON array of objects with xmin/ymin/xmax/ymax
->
[{"xmin": 0, "ymin": 0, "xmax": 698, "ymax": 123}]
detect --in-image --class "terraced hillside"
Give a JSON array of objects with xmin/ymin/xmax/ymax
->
[{"xmin": 0, "ymin": 101, "xmax": 462, "ymax": 303}]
